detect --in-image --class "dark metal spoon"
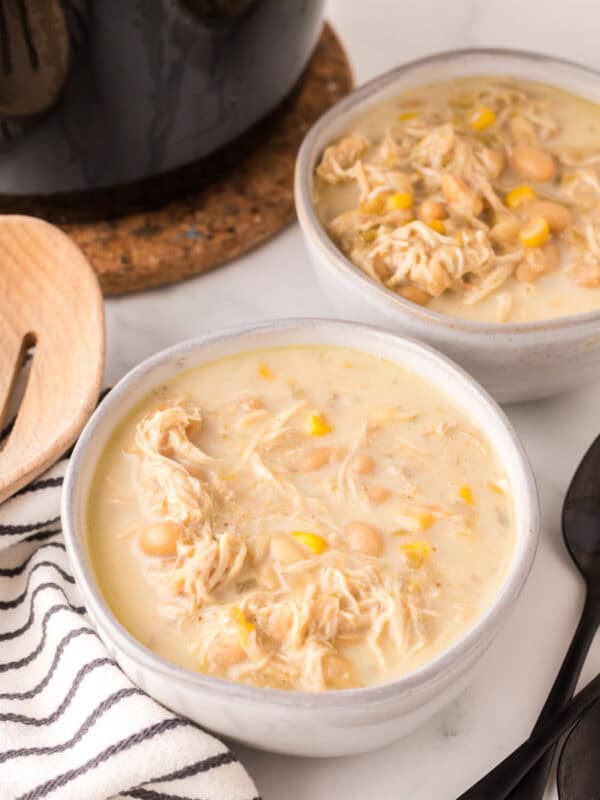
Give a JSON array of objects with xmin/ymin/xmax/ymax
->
[
  {"xmin": 456, "ymin": 671, "xmax": 600, "ymax": 799},
  {"xmin": 460, "ymin": 431, "xmax": 600, "ymax": 799},
  {"xmin": 557, "ymin": 698, "xmax": 600, "ymax": 800}
]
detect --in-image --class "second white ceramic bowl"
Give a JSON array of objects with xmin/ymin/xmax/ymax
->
[
  {"xmin": 295, "ymin": 49, "xmax": 600, "ymax": 403},
  {"xmin": 62, "ymin": 319, "xmax": 539, "ymax": 757}
]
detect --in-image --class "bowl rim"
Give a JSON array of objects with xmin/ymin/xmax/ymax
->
[
  {"xmin": 62, "ymin": 317, "xmax": 539, "ymax": 709},
  {"xmin": 295, "ymin": 47, "xmax": 600, "ymax": 337}
]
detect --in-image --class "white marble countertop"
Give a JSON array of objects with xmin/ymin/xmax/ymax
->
[{"xmin": 103, "ymin": 2, "xmax": 600, "ymax": 797}]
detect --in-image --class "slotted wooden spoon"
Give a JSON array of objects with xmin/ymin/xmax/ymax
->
[{"xmin": 0, "ymin": 215, "xmax": 104, "ymax": 503}]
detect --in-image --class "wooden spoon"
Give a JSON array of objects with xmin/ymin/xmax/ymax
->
[{"xmin": 0, "ymin": 215, "xmax": 104, "ymax": 503}]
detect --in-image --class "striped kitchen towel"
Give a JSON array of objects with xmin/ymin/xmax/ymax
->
[{"xmin": 0, "ymin": 453, "xmax": 260, "ymax": 800}]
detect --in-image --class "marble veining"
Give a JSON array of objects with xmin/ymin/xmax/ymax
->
[{"xmin": 102, "ymin": 2, "xmax": 600, "ymax": 797}]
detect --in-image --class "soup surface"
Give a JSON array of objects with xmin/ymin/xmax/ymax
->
[
  {"xmin": 89, "ymin": 346, "xmax": 515, "ymax": 690},
  {"xmin": 314, "ymin": 77, "xmax": 600, "ymax": 322}
]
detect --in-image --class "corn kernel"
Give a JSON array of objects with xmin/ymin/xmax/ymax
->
[
  {"xmin": 401, "ymin": 541, "xmax": 433, "ymax": 567},
  {"xmin": 360, "ymin": 194, "xmax": 386, "ymax": 215},
  {"xmin": 458, "ymin": 485, "xmax": 474, "ymax": 505},
  {"xmin": 291, "ymin": 531, "xmax": 328, "ymax": 554},
  {"xmin": 238, "ymin": 628, "xmax": 250, "ymax": 647},
  {"xmin": 488, "ymin": 480, "xmax": 505, "ymax": 495},
  {"xmin": 359, "ymin": 228, "xmax": 377, "ymax": 243},
  {"xmin": 387, "ymin": 192, "xmax": 413, "ymax": 211},
  {"xmin": 231, "ymin": 606, "xmax": 252, "ymax": 628},
  {"xmin": 468, "ymin": 105, "xmax": 496, "ymax": 130},
  {"xmin": 308, "ymin": 412, "xmax": 332, "ymax": 437},
  {"xmin": 505, "ymin": 185, "xmax": 537, "ymax": 209},
  {"xmin": 416, "ymin": 512, "xmax": 435, "ymax": 530},
  {"xmin": 428, "ymin": 219, "xmax": 446, "ymax": 234},
  {"xmin": 258, "ymin": 362, "xmax": 274, "ymax": 380},
  {"xmin": 231, "ymin": 606, "xmax": 255, "ymax": 647},
  {"xmin": 455, "ymin": 231, "xmax": 464, "ymax": 246},
  {"xmin": 398, "ymin": 111, "xmax": 417, "ymax": 121},
  {"xmin": 519, "ymin": 216, "xmax": 550, "ymax": 248}
]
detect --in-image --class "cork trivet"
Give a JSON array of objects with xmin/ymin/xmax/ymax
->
[{"xmin": 62, "ymin": 24, "xmax": 353, "ymax": 296}]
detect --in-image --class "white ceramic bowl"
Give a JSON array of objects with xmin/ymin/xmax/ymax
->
[
  {"xmin": 62, "ymin": 319, "xmax": 539, "ymax": 757},
  {"xmin": 295, "ymin": 49, "xmax": 600, "ymax": 404}
]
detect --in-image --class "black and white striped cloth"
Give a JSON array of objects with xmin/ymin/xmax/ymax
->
[{"xmin": 0, "ymin": 453, "xmax": 259, "ymax": 800}]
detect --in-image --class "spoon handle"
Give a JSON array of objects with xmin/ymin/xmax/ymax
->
[
  {"xmin": 457, "ymin": 668, "xmax": 600, "ymax": 799},
  {"xmin": 505, "ymin": 592, "xmax": 600, "ymax": 799}
]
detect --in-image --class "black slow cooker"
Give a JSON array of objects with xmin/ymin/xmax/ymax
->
[{"xmin": 0, "ymin": 0, "xmax": 325, "ymax": 219}]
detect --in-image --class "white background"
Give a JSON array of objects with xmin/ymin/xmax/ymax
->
[{"xmin": 103, "ymin": 2, "xmax": 600, "ymax": 797}]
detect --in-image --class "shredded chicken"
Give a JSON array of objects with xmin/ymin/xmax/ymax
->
[
  {"xmin": 315, "ymin": 78, "xmax": 600, "ymax": 321},
  {"xmin": 134, "ymin": 401, "xmax": 437, "ymax": 690},
  {"xmin": 125, "ymin": 352, "xmax": 513, "ymax": 691},
  {"xmin": 316, "ymin": 132, "xmax": 370, "ymax": 183},
  {"xmin": 134, "ymin": 404, "xmax": 248, "ymax": 606},
  {"xmin": 194, "ymin": 550, "xmax": 431, "ymax": 690},
  {"xmin": 132, "ymin": 404, "xmax": 439, "ymax": 689},
  {"xmin": 566, "ymin": 223, "xmax": 600, "ymax": 287},
  {"xmin": 135, "ymin": 405, "xmax": 221, "ymax": 527}
]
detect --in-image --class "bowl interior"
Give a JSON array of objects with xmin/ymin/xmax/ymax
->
[
  {"xmin": 63, "ymin": 319, "xmax": 539, "ymax": 705},
  {"xmin": 297, "ymin": 49, "xmax": 600, "ymax": 336},
  {"xmin": 309, "ymin": 50, "xmax": 600, "ymax": 147}
]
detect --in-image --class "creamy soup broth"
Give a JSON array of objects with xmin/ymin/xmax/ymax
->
[
  {"xmin": 89, "ymin": 346, "xmax": 514, "ymax": 690},
  {"xmin": 314, "ymin": 77, "xmax": 600, "ymax": 322}
]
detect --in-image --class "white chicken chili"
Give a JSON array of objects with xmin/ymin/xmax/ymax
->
[
  {"xmin": 88, "ymin": 346, "xmax": 515, "ymax": 691},
  {"xmin": 314, "ymin": 77, "xmax": 600, "ymax": 322}
]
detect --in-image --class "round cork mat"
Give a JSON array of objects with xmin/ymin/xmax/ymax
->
[{"xmin": 62, "ymin": 24, "xmax": 353, "ymax": 296}]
